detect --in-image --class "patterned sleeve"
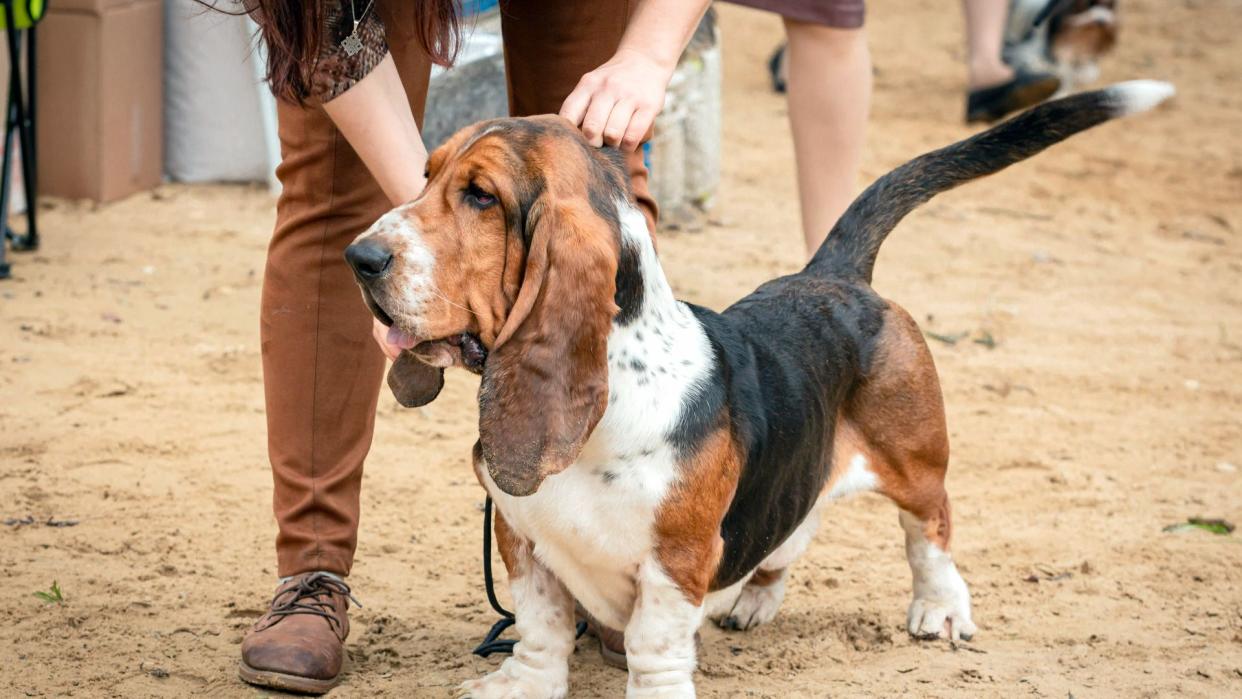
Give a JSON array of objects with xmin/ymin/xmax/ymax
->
[{"xmin": 309, "ymin": 1, "xmax": 390, "ymax": 103}]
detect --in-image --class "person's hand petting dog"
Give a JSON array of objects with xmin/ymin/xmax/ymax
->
[
  {"xmin": 559, "ymin": 47, "xmax": 675, "ymax": 151},
  {"xmin": 560, "ymin": 0, "xmax": 708, "ymax": 151}
]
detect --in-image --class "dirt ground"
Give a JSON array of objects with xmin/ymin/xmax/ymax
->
[{"xmin": 3, "ymin": 0, "xmax": 1241, "ymax": 696}]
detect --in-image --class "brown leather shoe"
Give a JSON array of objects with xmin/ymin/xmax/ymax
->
[{"xmin": 238, "ymin": 572, "xmax": 359, "ymax": 694}]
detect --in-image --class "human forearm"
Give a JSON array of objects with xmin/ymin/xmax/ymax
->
[
  {"xmin": 323, "ymin": 53, "xmax": 427, "ymax": 206},
  {"xmin": 618, "ymin": 0, "xmax": 711, "ymax": 71},
  {"xmin": 321, "ymin": 51, "xmax": 426, "ymax": 359}
]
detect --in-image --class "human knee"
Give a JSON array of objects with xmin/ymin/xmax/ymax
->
[{"xmin": 783, "ymin": 20, "xmax": 868, "ymax": 60}]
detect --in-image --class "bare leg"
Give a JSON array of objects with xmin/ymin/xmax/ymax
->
[
  {"xmin": 783, "ymin": 19, "xmax": 872, "ymax": 254},
  {"xmin": 963, "ymin": 0, "xmax": 1015, "ymax": 88}
]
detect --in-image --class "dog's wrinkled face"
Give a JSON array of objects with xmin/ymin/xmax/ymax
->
[
  {"xmin": 346, "ymin": 115, "xmax": 631, "ymax": 496},
  {"xmin": 346, "ymin": 125, "xmax": 529, "ymax": 368}
]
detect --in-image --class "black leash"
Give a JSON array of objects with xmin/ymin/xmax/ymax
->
[
  {"xmin": 472, "ymin": 496, "xmax": 588, "ymax": 657},
  {"xmin": 473, "ymin": 496, "xmax": 516, "ymax": 656}
]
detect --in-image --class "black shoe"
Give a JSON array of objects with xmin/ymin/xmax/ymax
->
[
  {"xmin": 768, "ymin": 44, "xmax": 787, "ymax": 94},
  {"xmin": 966, "ymin": 70, "xmax": 1061, "ymax": 124}
]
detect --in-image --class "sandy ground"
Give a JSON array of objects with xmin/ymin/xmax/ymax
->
[{"xmin": 3, "ymin": 0, "xmax": 1241, "ymax": 696}]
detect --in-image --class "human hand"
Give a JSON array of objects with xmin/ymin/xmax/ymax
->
[{"xmin": 559, "ymin": 48, "xmax": 674, "ymax": 151}]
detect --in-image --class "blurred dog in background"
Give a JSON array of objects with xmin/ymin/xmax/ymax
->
[{"xmin": 1007, "ymin": 0, "xmax": 1119, "ymax": 94}]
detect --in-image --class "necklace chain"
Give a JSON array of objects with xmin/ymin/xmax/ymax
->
[{"xmin": 348, "ymin": 0, "xmax": 376, "ymax": 27}]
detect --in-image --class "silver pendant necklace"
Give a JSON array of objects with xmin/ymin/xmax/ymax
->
[{"xmin": 342, "ymin": 0, "xmax": 376, "ymax": 57}]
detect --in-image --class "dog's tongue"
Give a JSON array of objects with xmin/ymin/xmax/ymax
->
[{"xmin": 386, "ymin": 326, "xmax": 419, "ymax": 350}]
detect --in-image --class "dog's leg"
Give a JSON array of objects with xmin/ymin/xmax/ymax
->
[
  {"xmin": 714, "ymin": 567, "xmax": 788, "ymax": 632},
  {"xmin": 896, "ymin": 498, "xmax": 976, "ymax": 641},
  {"xmin": 623, "ymin": 557, "xmax": 704, "ymax": 698},
  {"xmin": 870, "ymin": 449, "xmax": 976, "ymax": 641},
  {"xmin": 849, "ymin": 303, "xmax": 976, "ymax": 642},
  {"xmin": 712, "ymin": 506, "xmax": 821, "ymax": 631},
  {"xmin": 458, "ymin": 511, "xmax": 576, "ymax": 699}
]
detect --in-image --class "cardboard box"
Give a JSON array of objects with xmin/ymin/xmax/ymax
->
[{"xmin": 36, "ymin": 0, "xmax": 163, "ymax": 202}]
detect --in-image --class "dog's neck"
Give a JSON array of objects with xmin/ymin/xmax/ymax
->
[
  {"xmin": 612, "ymin": 201, "xmax": 680, "ymax": 327},
  {"xmin": 584, "ymin": 202, "xmax": 713, "ymax": 462}
]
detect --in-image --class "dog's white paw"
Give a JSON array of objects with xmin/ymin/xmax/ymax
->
[
  {"xmin": 456, "ymin": 665, "xmax": 567, "ymax": 699},
  {"xmin": 714, "ymin": 575, "xmax": 787, "ymax": 631},
  {"xmin": 907, "ymin": 564, "xmax": 976, "ymax": 641}
]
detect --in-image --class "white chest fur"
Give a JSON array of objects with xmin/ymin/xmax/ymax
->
[{"xmin": 481, "ymin": 202, "xmax": 714, "ymax": 631}]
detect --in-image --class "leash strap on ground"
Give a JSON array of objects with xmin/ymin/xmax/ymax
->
[{"xmin": 472, "ymin": 496, "xmax": 587, "ymax": 658}]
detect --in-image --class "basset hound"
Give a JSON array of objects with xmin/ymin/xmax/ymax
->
[
  {"xmin": 345, "ymin": 81, "xmax": 1173, "ymax": 698},
  {"xmin": 1008, "ymin": 0, "xmax": 1120, "ymax": 94}
]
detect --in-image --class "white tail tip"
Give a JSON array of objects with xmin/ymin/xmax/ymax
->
[{"xmin": 1109, "ymin": 80, "xmax": 1176, "ymax": 115}]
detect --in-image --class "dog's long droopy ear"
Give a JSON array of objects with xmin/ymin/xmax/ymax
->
[{"xmin": 478, "ymin": 198, "xmax": 619, "ymax": 496}]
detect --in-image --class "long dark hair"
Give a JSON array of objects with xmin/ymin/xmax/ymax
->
[{"xmin": 203, "ymin": 1, "xmax": 461, "ymax": 103}]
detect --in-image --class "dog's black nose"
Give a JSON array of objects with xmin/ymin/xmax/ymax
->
[{"xmin": 345, "ymin": 241, "xmax": 393, "ymax": 280}]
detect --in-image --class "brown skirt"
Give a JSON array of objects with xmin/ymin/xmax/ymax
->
[{"xmin": 720, "ymin": 0, "xmax": 865, "ymax": 28}]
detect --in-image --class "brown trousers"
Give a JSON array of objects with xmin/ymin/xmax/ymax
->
[{"xmin": 263, "ymin": 1, "xmax": 658, "ymax": 577}]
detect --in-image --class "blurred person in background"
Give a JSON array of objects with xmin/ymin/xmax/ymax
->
[
  {"xmin": 725, "ymin": 0, "xmax": 872, "ymax": 254},
  {"xmin": 753, "ymin": 0, "xmax": 1059, "ymax": 252}
]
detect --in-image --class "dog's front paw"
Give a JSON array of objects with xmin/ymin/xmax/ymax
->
[
  {"xmin": 457, "ymin": 665, "xmax": 567, "ymax": 699},
  {"xmin": 907, "ymin": 566, "xmax": 976, "ymax": 641}
]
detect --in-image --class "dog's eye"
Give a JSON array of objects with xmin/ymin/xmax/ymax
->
[{"xmin": 464, "ymin": 183, "xmax": 497, "ymax": 209}]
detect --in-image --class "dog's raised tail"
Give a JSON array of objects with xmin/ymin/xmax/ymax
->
[{"xmin": 808, "ymin": 80, "xmax": 1175, "ymax": 282}]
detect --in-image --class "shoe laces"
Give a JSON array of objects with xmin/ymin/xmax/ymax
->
[{"xmin": 268, "ymin": 572, "xmax": 362, "ymax": 633}]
